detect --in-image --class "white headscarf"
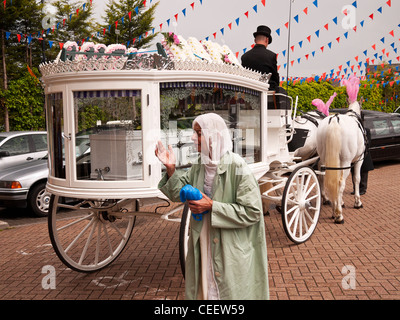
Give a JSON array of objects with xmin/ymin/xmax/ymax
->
[
  {"xmin": 193, "ymin": 113, "xmax": 232, "ymax": 198},
  {"xmin": 193, "ymin": 113, "xmax": 233, "ymax": 165}
]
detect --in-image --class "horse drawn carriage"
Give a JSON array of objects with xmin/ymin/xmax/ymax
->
[{"xmin": 39, "ymin": 37, "xmax": 326, "ymax": 273}]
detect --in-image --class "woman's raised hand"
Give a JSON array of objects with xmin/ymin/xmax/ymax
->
[{"xmin": 155, "ymin": 140, "xmax": 176, "ymax": 177}]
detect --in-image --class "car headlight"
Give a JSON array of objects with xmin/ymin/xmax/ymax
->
[{"xmin": 0, "ymin": 181, "xmax": 22, "ymax": 189}]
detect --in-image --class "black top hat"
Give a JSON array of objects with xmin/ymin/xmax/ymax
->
[{"xmin": 253, "ymin": 25, "xmax": 272, "ymax": 44}]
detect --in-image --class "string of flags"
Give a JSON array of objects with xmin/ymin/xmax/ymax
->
[{"xmin": 2, "ymin": 0, "xmax": 399, "ymax": 87}]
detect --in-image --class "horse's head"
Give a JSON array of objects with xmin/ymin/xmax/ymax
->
[{"xmin": 348, "ymin": 101, "xmax": 361, "ymax": 114}]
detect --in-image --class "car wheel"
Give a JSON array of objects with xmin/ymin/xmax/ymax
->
[{"xmin": 28, "ymin": 182, "xmax": 51, "ymax": 217}]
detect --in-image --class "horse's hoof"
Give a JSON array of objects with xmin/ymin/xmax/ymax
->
[
  {"xmin": 334, "ymin": 218, "xmax": 344, "ymax": 224},
  {"xmin": 354, "ymin": 204, "xmax": 363, "ymax": 209},
  {"xmin": 323, "ymin": 200, "xmax": 331, "ymax": 205}
]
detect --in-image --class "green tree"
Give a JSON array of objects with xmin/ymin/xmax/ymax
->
[
  {"xmin": 46, "ymin": 0, "xmax": 99, "ymax": 60},
  {"xmin": 1, "ymin": 0, "xmax": 45, "ymax": 131},
  {"xmin": 101, "ymin": 0, "xmax": 159, "ymax": 48},
  {"xmin": 5, "ymin": 68, "xmax": 45, "ymax": 131}
]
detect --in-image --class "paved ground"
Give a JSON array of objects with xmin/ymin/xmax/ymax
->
[{"xmin": 0, "ymin": 160, "xmax": 399, "ymax": 300}]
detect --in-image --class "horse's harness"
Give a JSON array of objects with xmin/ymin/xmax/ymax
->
[{"xmin": 321, "ymin": 110, "xmax": 368, "ymax": 172}]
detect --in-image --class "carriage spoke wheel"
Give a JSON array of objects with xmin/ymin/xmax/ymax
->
[
  {"xmin": 48, "ymin": 195, "xmax": 135, "ymax": 272},
  {"xmin": 282, "ymin": 166, "xmax": 321, "ymax": 244},
  {"xmin": 179, "ymin": 203, "xmax": 191, "ymax": 278}
]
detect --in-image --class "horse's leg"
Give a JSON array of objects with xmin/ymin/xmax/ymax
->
[
  {"xmin": 318, "ymin": 162, "xmax": 331, "ymax": 205},
  {"xmin": 352, "ymin": 161, "xmax": 363, "ymax": 209},
  {"xmin": 333, "ymin": 168, "xmax": 348, "ymax": 224}
]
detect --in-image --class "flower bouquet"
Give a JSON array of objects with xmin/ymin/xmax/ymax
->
[
  {"xmin": 161, "ymin": 33, "xmax": 194, "ymax": 61},
  {"xmin": 221, "ymin": 45, "xmax": 241, "ymax": 66},
  {"xmin": 161, "ymin": 32, "xmax": 183, "ymax": 49},
  {"xmin": 94, "ymin": 43, "xmax": 107, "ymax": 59},
  {"xmin": 105, "ymin": 44, "xmax": 127, "ymax": 59},
  {"xmin": 79, "ymin": 42, "xmax": 96, "ymax": 60}
]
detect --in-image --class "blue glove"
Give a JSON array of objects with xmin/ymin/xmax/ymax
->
[{"xmin": 179, "ymin": 185, "xmax": 208, "ymax": 221}]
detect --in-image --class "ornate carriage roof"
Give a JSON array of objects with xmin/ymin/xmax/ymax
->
[{"xmin": 39, "ymin": 36, "xmax": 271, "ymax": 87}]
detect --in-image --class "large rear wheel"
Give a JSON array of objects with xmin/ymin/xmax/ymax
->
[{"xmin": 48, "ymin": 195, "xmax": 135, "ymax": 272}]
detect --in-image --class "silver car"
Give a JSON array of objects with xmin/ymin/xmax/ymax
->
[
  {"xmin": 0, "ymin": 131, "xmax": 47, "ymax": 170},
  {"xmin": 0, "ymin": 156, "xmax": 50, "ymax": 217}
]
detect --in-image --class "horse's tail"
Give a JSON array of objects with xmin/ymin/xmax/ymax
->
[{"xmin": 324, "ymin": 117, "xmax": 342, "ymax": 203}]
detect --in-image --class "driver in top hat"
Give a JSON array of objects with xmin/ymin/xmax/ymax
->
[{"xmin": 241, "ymin": 25, "xmax": 280, "ymax": 90}]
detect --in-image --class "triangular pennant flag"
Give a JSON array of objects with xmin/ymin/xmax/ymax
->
[
  {"xmin": 115, "ymin": 21, "xmax": 118, "ymax": 29},
  {"xmin": 387, "ymin": 0, "xmax": 391, "ymax": 7},
  {"xmin": 190, "ymin": 2, "xmax": 194, "ymax": 10},
  {"xmin": 324, "ymin": 23, "xmax": 328, "ymax": 30},
  {"xmin": 377, "ymin": 7, "xmax": 382, "ymax": 13},
  {"xmin": 381, "ymin": 37, "xmax": 385, "ymax": 43},
  {"xmin": 276, "ymin": 28, "xmax": 280, "ymax": 36},
  {"xmin": 244, "ymin": 11, "xmax": 249, "ymax": 18},
  {"xmin": 17, "ymin": 34, "xmax": 21, "ymax": 42},
  {"xmin": 303, "ymin": 7, "xmax": 308, "ymax": 15},
  {"xmin": 174, "ymin": 13, "xmax": 178, "ymax": 21},
  {"xmin": 389, "ymin": 30, "xmax": 394, "ymax": 37},
  {"xmin": 253, "ymin": 5, "xmax": 257, "ymax": 13},
  {"xmin": 128, "ymin": 11, "xmax": 132, "ymax": 20},
  {"xmin": 360, "ymin": 20, "xmax": 364, "ymax": 27},
  {"xmin": 307, "ymin": 35, "xmax": 311, "ymax": 42},
  {"xmin": 228, "ymin": 23, "xmax": 232, "ymax": 30},
  {"xmin": 344, "ymin": 31, "xmax": 348, "ymax": 39},
  {"xmin": 315, "ymin": 30, "xmax": 320, "ymax": 37},
  {"xmin": 372, "ymin": 44, "xmax": 376, "ymax": 50},
  {"xmin": 294, "ymin": 15, "xmax": 299, "ymax": 23},
  {"xmin": 285, "ymin": 22, "xmax": 289, "ymax": 29},
  {"xmin": 336, "ymin": 36, "xmax": 340, "ymax": 43},
  {"xmin": 167, "ymin": 19, "xmax": 170, "ymax": 26},
  {"xmin": 352, "ymin": 1, "xmax": 357, "ymax": 8},
  {"xmin": 220, "ymin": 28, "xmax": 224, "ymax": 35},
  {"xmin": 261, "ymin": 0, "xmax": 266, "ymax": 7},
  {"xmin": 313, "ymin": 0, "xmax": 318, "ymax": 8},
  {"xmin": 369, "ymin": 13, "xmax": 374, "ymax": 20},
  {"xmin": 49, "ymin": 41, "xmax": 53, "ymax": 48},
  {"xmin": 59, "ymin": 42, "xmax": 64, "ymax": 50},
  {"xmin": 333, "ymin": 17, "xmax": 338, "ymax": 25},
  {"xmin": 182, "ymin": 8, "xmax": 186, "ymax": 16},
  {"xmin": 135, "ymin": 6, "xmax": 139, "ymax": 14},
  {"xmin": 235, "ymin": 17, "xmax": 240, "ymax": 26}
]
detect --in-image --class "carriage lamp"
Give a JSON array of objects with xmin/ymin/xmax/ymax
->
[{"xmin": 0, "ymin": 181, "xmax": 23, "ymax": 189}]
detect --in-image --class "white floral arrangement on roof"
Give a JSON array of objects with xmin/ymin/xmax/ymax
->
[
  {"xmin": 221, "ymin": 45, "xmax": 240, "ymax": 65},
  {"xmin": 187, "ymin": 37, "xmax": 212, "ymax": 62},
  {"xmin": 161, "ymin": 32, "xmax": 195, "ymax": 61},
  {"xmin": 202, "ymin": 40, "xmax": 224, "ymax": 64}
]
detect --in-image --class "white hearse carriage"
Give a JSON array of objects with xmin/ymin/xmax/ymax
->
[{"xmin": 40, "ymin": 38, "xmax": 321, "ymax": 273}]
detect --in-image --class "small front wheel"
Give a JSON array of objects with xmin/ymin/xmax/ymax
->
[{"xmin": 281, "ymin": 166, "xmax": 321, "ymax": 244}]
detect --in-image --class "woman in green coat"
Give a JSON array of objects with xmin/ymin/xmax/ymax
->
[{"xmin": 155, "ymin": 113, "xmax": 269, "ymax": 300}]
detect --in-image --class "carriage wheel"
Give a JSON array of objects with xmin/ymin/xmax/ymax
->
[
  {"xmin": 48, "ymin": 195, "xmax": 135, "ymax": 272},
  {"xmin": 178, "ymin": 203, "xmax": 191, "ymax": 278},
  {"xmin": 281, "ymin": 166, "xmax": 321, "ymax": 244}
]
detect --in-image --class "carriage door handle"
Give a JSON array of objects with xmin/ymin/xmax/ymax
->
[{"xmin": 26, "ymin": 157, "xmax": 34, "ymax": 160}]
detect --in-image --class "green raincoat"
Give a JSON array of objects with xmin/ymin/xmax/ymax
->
[{"xmin": 159, "ymin": 151, "xmax": 269, "ymax": 300}]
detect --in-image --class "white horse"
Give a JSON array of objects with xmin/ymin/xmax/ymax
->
[{"xmin": 316, "ymin": 76, "xmax": 365, "ymax": 224}]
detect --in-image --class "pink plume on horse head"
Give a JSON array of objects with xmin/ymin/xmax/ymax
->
[
  {"xmin": 312, "ymin": 92, "xmax": 337, "ymax": 116},
  {"xmin": 341, "ymin": 75, "xmax": 360, "ymax": 104}
]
